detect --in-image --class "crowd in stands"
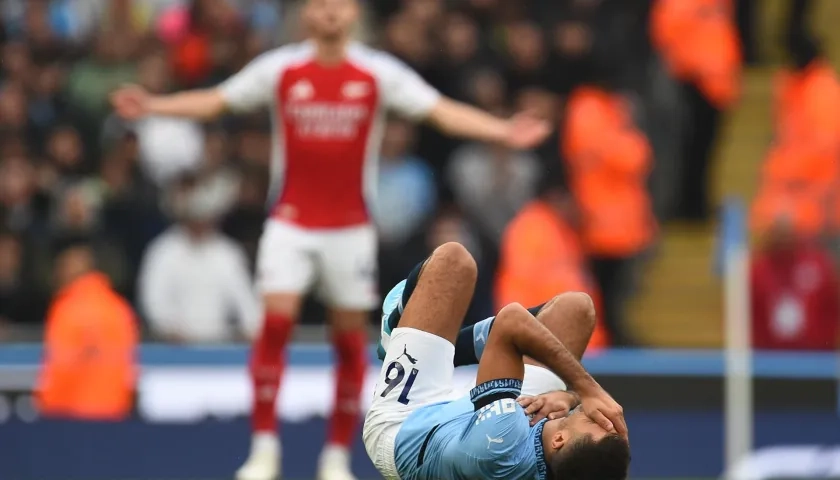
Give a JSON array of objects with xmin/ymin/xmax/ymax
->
[{"xmin": 0, "ymin": 0, "xmax": 837, "ymax": 350}]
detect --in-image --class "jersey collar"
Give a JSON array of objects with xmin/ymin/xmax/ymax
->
[{"xmin": 534, "ymin": 418, "xmax": 549, "ymax": 480}]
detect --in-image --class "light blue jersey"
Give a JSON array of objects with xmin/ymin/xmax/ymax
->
[{"xmin": 393, "ymin": 379, "xmax": 549, "ymax": 480}]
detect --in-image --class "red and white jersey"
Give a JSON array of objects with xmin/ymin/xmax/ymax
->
[{"xmin": 219, "ymin": 41, "xmax": 441, "ymax": 228}]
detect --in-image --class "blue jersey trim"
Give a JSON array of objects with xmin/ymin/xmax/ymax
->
[{"xmin": 534, "ymin": 418, "xmax": 549, "ymax": 480}]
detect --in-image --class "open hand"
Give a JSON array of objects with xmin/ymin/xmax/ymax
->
[
  {"xmin": 518, "ymin": 391, "xmax": 580, "ymax": 426},
  {"xmin": 577, "ymin": 382, "xmax": 628, "ymax": 438},
  {"xmin": 110, "ymin": 84, "xmax": 150, "ymax": 120},
  {"xmin": 503, "ymin": 111, "xmax": 551, "ymax": 150}
]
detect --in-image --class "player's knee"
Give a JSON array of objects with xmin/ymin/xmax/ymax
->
[
  {"xmin": 495, "ymin": 302, "xmax": 530, "ymax": 329},
  {"xmin": 431, "ymin": 242, "xmax": 477, "ymax": 282},
  {"xmin": 263, "ymin": 292, "xmax": 302, "ymax": 318},
  {"xmin": 552, "ymin": 292, "xmax": 596, "ymax": 331}
]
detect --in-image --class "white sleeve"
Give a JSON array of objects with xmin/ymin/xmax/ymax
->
[
  {"xmin": 378, "ymin": 53, "xmax": 441, "ymax": 120},
  {"xmin": 224, "ymin": 243, "xmax": 262, "ymax": 339},
  {"xmin": 218, "ymin": 50, "xmax": 282, "ymax": 113},
  {"xmin": 137, "ymin": 237, "xmax": 180, "ymax": 337}
]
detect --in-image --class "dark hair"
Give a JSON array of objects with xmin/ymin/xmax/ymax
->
[{"xmin": 550, "ymin": 434, "xmax": 630, "ymax": 480}]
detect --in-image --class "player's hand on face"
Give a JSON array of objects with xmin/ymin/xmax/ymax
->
[
  {"xmin": 517, "ymin": 391, "xmax": 579, "ymax": 426},
  {"xmin": 577, "ymin": 383, "xmax": 628, "ymax": 438},
  {"xmin": 504, "ymin": 112, "xmax": 551, "ymax": 150},
  {"xmin": 110, "ymin": 84, "xmax": 150, "ymax": 120}
]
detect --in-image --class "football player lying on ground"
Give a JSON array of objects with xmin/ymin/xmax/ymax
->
[{"xmin": 363, "ymin": 242, "xmax": 630, "ymax": 480}]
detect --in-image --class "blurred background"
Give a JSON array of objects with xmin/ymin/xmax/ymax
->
[{"xmin": 2, "ymin": 0, "xmax": 840, "ymax": 478}]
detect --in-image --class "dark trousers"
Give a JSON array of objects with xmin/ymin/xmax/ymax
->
[
  {"xmin": 678, "ymin": 82, "xmax": 722, "ymax": 222},
  {"xmin": 590, "ymin": 255, "xmax": 635, "ymax": 346}
]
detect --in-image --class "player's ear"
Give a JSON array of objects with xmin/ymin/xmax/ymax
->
[{"xmin": 550, "ymin": 430, "xmax": 567, "ymax": 451}]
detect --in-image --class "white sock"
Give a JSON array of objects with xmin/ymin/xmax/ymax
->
[{"xmin": 252, "ymin": 432, "xmax": 280, "ymax": 453}]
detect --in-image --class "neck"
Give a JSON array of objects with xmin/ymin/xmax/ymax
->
[{"xmin": 315, "ymin": 38, "xmax": 348, "ymax": 65}]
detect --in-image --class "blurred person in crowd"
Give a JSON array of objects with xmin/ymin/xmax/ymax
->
[
  {"xmin": 502, "ymin": 21, "xmax": 547, "ymax": 96},
  {"xmin": 46, "ymin": 124, "xmax": 87, "ymax": 177},
  {"xmin": 111, "ymin": 0, "xmax": 549, "ymax": 478},
  {"xmin": 28, "ymin": 63, "xmax": 68, "ymax": 144},
  {"xmin": 751, "ymin": 35, "xmax": 840, "ymax": 240},
  {"xmin": 223, "ymin": 164, "xmax": 270, "ymax": 266},
  {"xmin": 563, "ymin": 81, "xmax": 656, "ymax": 346},
  {"xmin": 46, "ymin": 182, "xmax": 130, "ymax": 295},
  {"xmin": 751, "ymin": 214, "xmax": 839, "ymax": 351},
  {"xmin": 651, "ymin": 0, "xmax": 741, "ymax": 222},
  {"xmin": 1, "ymin": 41, "xmax": 33, "ymax": 84},
  {"xmin": 374, "ymin": 118, "xmax": 436, "ymax": 295},
  {"xmin": 132, "ymin": 50, "xmax": 206, "ymax": 187},
  {"xmin": 65, "ymin": 31, "xmax": 137, "ymax": 127},
  {"xmin": 0, "ymin": 154, "xmax": 46, "ymax": 234},
  {"xmin": 448, "ymin": 116, "xmax": 542, "ymax": 244},
  {"xmin": 138, "ymin": 175, "xmax": 260, "ymax": 344},
  {"xmin": 198, "ymin": 128, "xmax": 240, "ymax": 214},
  {"xmin": 22, "ymin": 0, "xmax": 69, "ymax": 63},
  {"xmin": 495, "ymin": 176, "xmax": 607, "ymax": 350},
  {"xmin": 37, "ymin": 234, "xmax": 138, "ymax": 420},
  {"xmin": 0, "ymin": 82, "xmax": 31, "ymax": 139},
  {"xmin": 0, "ymin": 229, "xmax": 42, "ymax": 325}
]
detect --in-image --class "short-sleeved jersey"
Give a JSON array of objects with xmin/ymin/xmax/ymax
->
[
  {"xmin": 218, "ymin": 41, "xmax": 441, "ymax": 229},
  {"xmin": 393, "ymin": 378, "xmax": 549, "ymax": 480}
]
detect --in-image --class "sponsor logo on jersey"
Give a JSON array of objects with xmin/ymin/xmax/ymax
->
[
  {"xmin": 342, "ymin": 81, "xmax": 371, "ymax": 99},
  {"xmin": 289, "ymin": 79, "xmax": 315, "ymax": 101}
]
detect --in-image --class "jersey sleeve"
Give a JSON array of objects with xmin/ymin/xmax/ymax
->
[
  {"xmin": 218, "ymin": 50, "xmax": 282, "ymax": 113},
  {"xmin": 377, "ymin": 52, "xmax": 441, "ymax": 120}
]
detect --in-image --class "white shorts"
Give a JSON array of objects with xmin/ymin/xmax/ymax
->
[
  {"xmin": 255, "ymin": 220, "xmax": 378, "ymax": 309},
  {"xmin": 362, "ymin": 327, "xmax": 567, "ymax": 479}
]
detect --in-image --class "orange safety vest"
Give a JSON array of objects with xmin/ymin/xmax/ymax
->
[
  {"xmin": 563, "ymin": 87, "xmax": 656, "ymax": 257},
  {"xmin": 496, "ymin": 200, "xmax": 608, "ymax": 350},
  {"xmin": 751, "ymin": 61, "xmax": 840, "ymax": 237},
  {"xmin": 37, "ymin": 273, "xmax": 138, "ymax": 420},
  {"xmin": 651, "ymin": 0, "xmax": 742, "ymax": 108}
]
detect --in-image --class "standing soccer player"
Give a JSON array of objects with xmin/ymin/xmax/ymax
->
[{"xmin": 111, "ymin": 1, "xmax": 549, "ymax": 479}]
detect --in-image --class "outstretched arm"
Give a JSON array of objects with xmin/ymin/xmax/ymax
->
[{"xmin": 426, "ymin": 98, "xmax": 550, "ymax": 149}]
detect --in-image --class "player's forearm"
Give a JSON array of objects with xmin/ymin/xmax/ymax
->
[
  {"xmin": 500, "ymin": 304, "xmax": 597, "ymax": 393},
  {"xmin": 427, "ymin": 98, "xmax": 509, "ymax": 143},
  {"xmin": 146, "ymin": 89, "xmax": 227, "ymax": 120}
]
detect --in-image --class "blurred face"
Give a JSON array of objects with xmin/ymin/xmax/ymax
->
[
  {"xmin": 48, "ymin": 128, "xmax": 84, "ymax": 169},
  {"xmin": 0, "ymin": 84, "xmax": 28, "ymax": 128},
  {"xmin": 0, "ymin": 156, "xmax": 35, "ymax": 206},
  {"xmin": 443, "ymin": 14, "xmax": 478, "ymax": 62},
  {"xmin": 507, "ymin": 23, "xmax": 545, "ymax": 70},
  {"xmin": 138, "ymin": 54, "xmax": 170, "ymax": 93},
  {"xmin": 304, "ymin": 0, "xmax": 359, "ymax": 42},
  {"xmin": 54, "ymin": 247, "xmax": 94, "ymax": 289},
  {"xmin": 0, "ymin": 235, "xmax": 22, "ymax": 282}
]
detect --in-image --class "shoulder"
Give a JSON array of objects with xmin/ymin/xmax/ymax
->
[
  {"xmin": 144, "ymin": 229, "xmax": 183, "ymax": 257},
  {"xmin": 346, "ymin": 42, "xmax": 414, "ymax": 79},
  {"xmin": 247, "ymin": 42, "xmax": 316, "ymax": 72}
]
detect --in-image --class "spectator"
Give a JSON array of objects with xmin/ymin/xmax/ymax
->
[
  {"xmin": 651, "ymin": 0, "xmax": 742, "ymax": 221},
  {"xmin": 138, "ymin": 176, "xmax": 260, "ymax": 343},
  {"xmin": 0, "ymin": 229, "xmax": 42, "ymax": 325},
  {"xmin": 563, "ymin": 84, "xmax": 656, "ymax": 345},
  {"xmin": 751, "ymin": 36, "xmax": 840, "ymax": 239},
  {"xmin": 751, "ymin": 216, "xmax": 839, "ymax": 351},
  {"xmin": 36, "ymin": 235, "xmax": 138, "ymax": 420},
  {"xmin": 132, "ymin": 51, "xmax": 206, "ymax": 187},
  {"xmin": 447, "ymin": 120, "xmax": 541, "ymax": 243},
  {"xmin": 374, "ymin": 118, "xmax": 437, "ymax": 294}
]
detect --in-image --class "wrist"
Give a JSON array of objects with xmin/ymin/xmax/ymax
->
[{"xmin": 568, "ymin": 374, "xmax": 597, "ymax": 395}]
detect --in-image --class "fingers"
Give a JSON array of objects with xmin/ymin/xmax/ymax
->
[
  {"xmin": 609, "ymin": 406, "xmax": 628, "ymax": 437},
  {"xmin": 588, "ymin": 409, "xmax": 614, "ymax": 433}
]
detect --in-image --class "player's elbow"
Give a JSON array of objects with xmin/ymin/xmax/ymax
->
[{"xmin": 431, "ymin": 242, "xmax": 477, "ymax": 285}]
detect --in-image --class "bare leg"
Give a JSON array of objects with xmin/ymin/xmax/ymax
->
[{"xmin": 396, "ymin": 242, "xmax": 477, "ymax": 345}]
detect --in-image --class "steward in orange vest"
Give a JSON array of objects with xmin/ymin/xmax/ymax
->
[{"xmin": 37, "ymin": 236, "xmax": 138, "ymax": 420}]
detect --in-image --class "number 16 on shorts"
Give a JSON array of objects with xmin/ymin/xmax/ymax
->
[{"xmin": 381, "ymin": 361, "xmax": 419, "ymax": 405}]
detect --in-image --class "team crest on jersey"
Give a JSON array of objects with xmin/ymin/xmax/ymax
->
[
  {"xmin": 289, "ymin": 79, "xmax": 315, "ymax": 100},
  {"xmin": 342, "ymin": 81, "xmax": 371, "ymax": 99}
]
